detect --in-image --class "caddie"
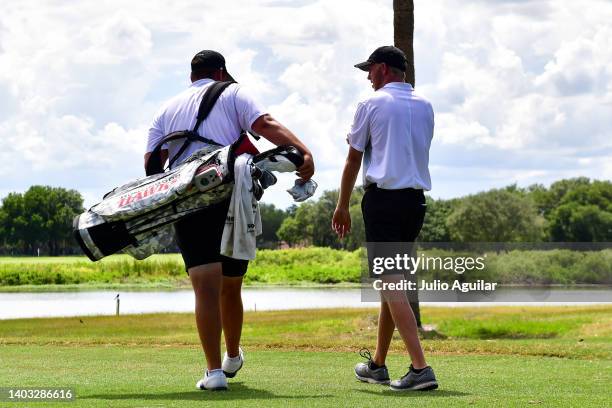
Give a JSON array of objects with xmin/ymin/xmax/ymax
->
[{"xmin": 145, "ymin": 50, "xmax": 314, "ymax": 391}]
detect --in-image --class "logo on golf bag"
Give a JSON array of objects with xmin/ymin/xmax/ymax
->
[{"xmin": 118, "ymin": 175, "xmax": 180, "ymax": 208}]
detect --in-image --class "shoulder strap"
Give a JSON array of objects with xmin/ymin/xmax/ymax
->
[
  {"xmin": 192, "ymin": 80, "xmax": 234, "ymax": 132},
  {"xmin": 145, "ymin": 131, "xmax": 199, "ymax": 175},
  {"xmin": 145, "ymin": 81, "xmax": 234, "ymax": 176}
]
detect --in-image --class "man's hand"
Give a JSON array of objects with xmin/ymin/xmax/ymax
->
[
  {"xmin": 297, "ymin": 153, "xmax": 315, "ymax": 180},
  {"xmin": 252, "ymin": 114, "xmax": 315, "ymax": 180},
  {"xmin": 332, "ymin": 206, "xmax": 351, "ymax": 239}
]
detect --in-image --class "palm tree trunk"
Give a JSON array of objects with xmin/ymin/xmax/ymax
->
[
  {"xmin": 393, "ymin": 0, "xmax": 415, "ymax": 87},
  {"xmin": 394, "ymin": 0, "xmax": 421, "ymax": 327}
]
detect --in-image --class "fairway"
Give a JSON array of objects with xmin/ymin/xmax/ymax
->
[
  {"xmin": 1, "ymin": 307, "xmax": 611, "ymax": 407},
  {"xmin": 1, "ymin": 347, "xmax": 610, "ymax": 407}
]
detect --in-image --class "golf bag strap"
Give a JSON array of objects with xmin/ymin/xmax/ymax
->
[
  {"xmin": 166, "ymin": 132, "xmax": 219, "ymax": 170},
  {"xmin": 192, "ymin": 81, "xmax": 234, "ymax": 133},
  {"xmin": 167, "ymin": 81, "xmax": 235, "ymax": 170},
  {"xmin": 146, "ymin": 131, "xmax": 218, "ymax": 175},
  {"xmin": 145, "ymin": 81, "xmax": 234, "ymax": 176}
]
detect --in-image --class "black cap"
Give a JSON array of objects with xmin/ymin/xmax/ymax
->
[
  {"xmin": 191, "ymin": 50, "xmax": 236, "ymax": 82},
  {"xmin": 354, "ymin": 46, "xmax": 407, "ymax": 72}
]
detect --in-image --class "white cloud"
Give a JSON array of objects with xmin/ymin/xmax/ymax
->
[
  {"xmin": 0, "ymin": 0, "xmax": 611, "ymax": 210},
  {"xmin": 534, "ymin": 25, "xmax": 612, "ymax": 96},
  {"xmin": 77, "ymin": 13, "xmax": 153, "ymax": 65},
  {"xmin": 435, "ymin": 113, "xmax": 492, "ymax": 146}
]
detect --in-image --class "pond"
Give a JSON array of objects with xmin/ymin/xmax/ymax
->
[{"xmin": 0, "ymin": 287, "xmax": 610, "ymax": 319}]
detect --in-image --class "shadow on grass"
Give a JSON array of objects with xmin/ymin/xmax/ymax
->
[
  {"xmin": 419, "ymin": 328, "xmax": 448, "ymax": 340},
  {"xmin": 357, "ymin": 388, "xmax": 469, "ymax": 398},
  {"xmin": 471, "ymin": 328, "xmax": 558, "ymax": 339},
  {"xmin": 84, "ymin": 382, "xmax": 332, "ymax": 401}
]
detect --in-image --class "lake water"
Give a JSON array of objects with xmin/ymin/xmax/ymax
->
[{"xmin": 0, "ymin": 287, "xmax": 610, "ymax": 319}]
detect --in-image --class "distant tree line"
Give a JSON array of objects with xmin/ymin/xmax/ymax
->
[
  {"xmin": 0, "ymin": 186, "xmax": 84, "ymax": 255},
  {"xmin": 1, "ymin": 178, "xmax": 610, "ymax": 255},
  {"xmin": 275, "ymin": 177, "xmax": 612, "ymax": 249}
]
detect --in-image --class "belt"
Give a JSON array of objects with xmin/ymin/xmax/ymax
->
[{"xmin": 365, "ymin": 184, "xmax": 423, "ymax": 193}]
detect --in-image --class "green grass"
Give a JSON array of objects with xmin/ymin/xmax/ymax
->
[
  {"xmin": 0, "ymin": 306, "xmax": 611, "ymax": 408},
  {"xmin": 1, "ymin": 347, "xmax": 610, "ymax": 407},
  {"xmin": 1, "ymin": 306, "xmax": 611, "ymax": 359},
  {"xmin": 0, "ymin": 306, "xmax": 611, "ymax": 407},
  {"xmin": 1, "ymin": 247, "xmax": 611, "ymax": 288}
]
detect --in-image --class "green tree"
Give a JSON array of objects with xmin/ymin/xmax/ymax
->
[
  {"xmin": 277, "ymin": 208, "xmax": 310, "ymax": 246},
  {"xmin": 530, "ymin": 177, "xmax": 592, "ymax": 218},
  {"xmin": 0, "ymin": 193, "xmax": 27, "ymax": 252},
  {"xmin": 277, "ymin": 187, "xmax": 366, "ymax": 249},
  {"xmin": 526, "ymin": 178, "xmax": 612, "ymax": 241},
  {"xmin": 550, "ymin": 203, "xmax": 612, "ymax": 241},
  {"xmin": 419, "ymin": 196, "xmax": 454, "ymax": 242},
  {"xmin": 309, "ymin": 190, "xmax": 340, "ymax": 248},
  {"xmin": 258, "ymin": 203, "xmax": 289, "ymax": 248},
  {"xmin": 447, "ymin": 189, "xmax": 545, "ymax": 242},
  {"xmin": 0, "ymin": 186, "xmax": 84, "ymax": 255}
]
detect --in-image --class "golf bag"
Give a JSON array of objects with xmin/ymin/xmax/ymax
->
[{"xmin": 73, "ymin": 139, "xmax": 304, "ymax": 262}]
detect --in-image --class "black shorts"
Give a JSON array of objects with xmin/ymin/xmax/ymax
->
[
  {"xmin": 362, "ymin": 185, "xmax": 426, "ymax": 277},
  {"xmin": 361, "ymin": 185, "xmax": 426, "ymax": 242},
  {"xmin": 174, "ymin": 198, "xmax": 248, "ymax": 277}
]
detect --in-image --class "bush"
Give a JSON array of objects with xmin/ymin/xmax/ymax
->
[{"xmin": 0, "ymin": 248, "xmax": 609, "ymax": 286}]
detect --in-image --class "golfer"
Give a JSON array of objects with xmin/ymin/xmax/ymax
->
[
  {"xmin": 145, "ymin": 50, "xmax": 314, "ymax": 391},
  {"xmin": 332, "ymin": 46, "xmax": 437, "ymax": 391}
]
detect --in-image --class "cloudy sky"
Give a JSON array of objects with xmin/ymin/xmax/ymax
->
[{"xmin": 1, "ymin": 0, "xmax": 611, "ymax": 209}]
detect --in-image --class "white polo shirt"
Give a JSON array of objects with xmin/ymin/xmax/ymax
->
[
  {"xmin": 147, "ymin": 79, "xmax": 266, "ymax": 167},
  {"xmin": 347, "ymin": 82, "xmax": 434, "ymax": 190}
]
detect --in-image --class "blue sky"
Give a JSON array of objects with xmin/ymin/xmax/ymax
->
[{"xmin": 1, "ymin": 0, "xmax": 611, "ymax": 209}]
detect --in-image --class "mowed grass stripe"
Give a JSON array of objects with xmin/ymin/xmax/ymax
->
[
  {"xmin": 0, "ymin": 347, "xmax": 610, "ymax": 408},
  {"xmin": 1, "ymin": 307, "xmax": 610, "ymax": 360}
]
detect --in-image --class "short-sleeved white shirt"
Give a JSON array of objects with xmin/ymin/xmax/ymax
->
[
  {"xmin": 347, "ymin": 82, "xmax": 434, "ymax": 190},
  {"xmin": 147, "ymin": 78, "xmax": 266, "ymax": 167}
]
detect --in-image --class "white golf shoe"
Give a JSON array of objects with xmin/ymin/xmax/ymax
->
[
  {"xmin": 196, "ymin": 370, "xmax": 228, "ymax": 391},
  {"xmin": 222, "ymin": 347, "xmax": 244, "ymax": 378}
]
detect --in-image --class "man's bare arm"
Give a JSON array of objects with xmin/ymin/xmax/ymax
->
[
  {"xmin": 336, "ymin": 147, "xmax": 363, "ymax": 209},
  {"xmin": 251, "ymin": 114, "xmax": 314, "ymax": 180},
  {"xmin": 332, "ymin": 147, "xmax": 363, "ymax": 238},
  {"xmin": 143, "ymin": 149, "xmax": 168, "ymax": 171}
]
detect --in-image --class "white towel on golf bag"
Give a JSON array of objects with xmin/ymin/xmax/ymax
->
[{"xmin": 221, "ymin": 154, "xmax": 262, "ymax": 260}]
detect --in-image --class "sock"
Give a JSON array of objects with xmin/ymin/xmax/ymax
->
[
  {"xmin": 369, "ymin": 361, "xmax": 383, "ymax": 370},
  {"xmin": 226, "ymin": 353, "xmax": 241, "ymax": 362},
  {"xmin": 207, "ymin": 368, "xmax": 224, "ymax": 377},
  {"xmin": 411, "ymin": 365, "xmax": 427, "ymax": 374}
]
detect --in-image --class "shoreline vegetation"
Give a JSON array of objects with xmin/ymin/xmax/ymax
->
[
  {"xmin": 2, "ymin": 282, "xmax": 610, "ymax": 293},
  {"xmin": 0, "ymin": 247, "xmax": 610, "ymax": 289}
]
